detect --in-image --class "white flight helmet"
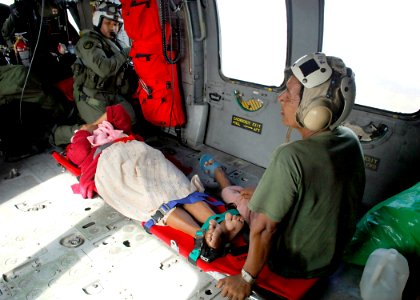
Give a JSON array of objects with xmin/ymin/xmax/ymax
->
[
  {"xmin": 291, "ymin": 52, "xmax": 356, "ymax": 131},
  {"xmin": 92, "ymin": 1, "xmax": 123, "ymax": 29}
]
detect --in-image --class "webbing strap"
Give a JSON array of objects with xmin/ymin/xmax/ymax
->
[
  {"xmin": 200, "ymin": 208, "xmax": 239, "ymax": 231},
  {"xmin": 143, "ymin": 192, "xmax": 225, "ymax": 234},
  {"xmin": 188, "ymin": 229, "xmax": 205, "ymax": 264},
  {"xmin": 188, "ymin": 209, "xmax": 239, "ymax": 265}
]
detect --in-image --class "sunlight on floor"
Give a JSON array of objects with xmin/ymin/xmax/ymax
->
[{"xmin": 0, "ymin": 172, "xmax": 207, "ymax": 299}]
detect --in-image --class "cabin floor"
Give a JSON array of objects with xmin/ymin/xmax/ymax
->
[{"xmin": 0, "ymin": 133, "xmax": 410, "ymax": 300}]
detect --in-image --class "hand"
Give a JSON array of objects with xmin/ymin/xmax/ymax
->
[
  {"xmin": 240, "ymin": 187, "xmax": 255, "ymax": 200},
  {"xmin": 79, "ymin": 123, "xmax": 98, "ymax": 133},
  {"xmin": 217, "ymin": 274, "xmax": 252, "ymax": 300},
  {"xmin": 80, "ymin": 181, "xmax": 96, "ymax": 199}
]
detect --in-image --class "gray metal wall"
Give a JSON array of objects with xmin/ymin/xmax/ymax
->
[{"xmin": 178, "ymin": 0, "xmax": 420, "ymax": 207}]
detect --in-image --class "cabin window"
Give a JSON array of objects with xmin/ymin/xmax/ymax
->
[
  {"xmin": 323, "ymin": 1, "xmax": 419, "ymax": 114},
  {"xmin": 216, "ymin": 0, "xmax": 287, "ymax": 87}
]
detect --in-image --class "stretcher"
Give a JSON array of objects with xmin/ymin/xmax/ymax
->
[{"xmin": 52, "ymin": 151, "xmax": 319, "ymax": 300}]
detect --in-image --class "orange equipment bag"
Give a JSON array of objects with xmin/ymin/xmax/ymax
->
[{"xmin": 121, "ymin": 0, "xmax": 185, "ymax": 128}]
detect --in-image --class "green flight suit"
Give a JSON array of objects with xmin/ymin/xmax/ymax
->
[
  {"xmin": 54, "ymin": 29, "xmax": 136, "ymax": 146},
  {"xmin": 0, "ymin": 64, "xmax": 56, "ymax": 110}
]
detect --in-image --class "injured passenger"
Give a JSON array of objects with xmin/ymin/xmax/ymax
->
[{"xmin": 64, "ymin": 104, "xmax": 245, "ymax": 262}]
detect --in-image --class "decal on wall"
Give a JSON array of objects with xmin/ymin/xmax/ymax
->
[
  {"xmin": 231, "ymin": 115, "xmax": 263, "ymax": 134},
  {"xmin": 364, "ymin": 155, "xmax": 380, "ymax": 171},
  {"xmin": 234, "ymin": 90, "xmax": 264, "ymax": 112}
]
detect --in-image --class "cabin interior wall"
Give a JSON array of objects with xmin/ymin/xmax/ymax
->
[
  {"xmin": 199, "ymin": 0, "xmax": 321, "ymax": 167},
  {"xmin": 179, "ymin": 0, "xmax": 209, "ymax": 148},
  {"xmin": 348, "ymin": 109, "xmax": 420, "ymax": 208},
  {"xmin": 181, "ymin": 0, "xmax": 420, "ymax": 210}
]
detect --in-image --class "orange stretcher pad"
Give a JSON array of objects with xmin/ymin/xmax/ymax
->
[
  {"xmin": 52, "ymin": 151, "xmax": 319, "ymax": 300},
  {"xmin": 144, "ymin": 211, "xmax": 318, "ymax": 300}
]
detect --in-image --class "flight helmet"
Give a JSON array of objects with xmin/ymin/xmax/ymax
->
[
  {"xmin": 291, "ymin": 52, "xmax": 356, "ymax": 131},
  {"xmin": 92, "ymin": 1, "xmax": 123, "ymax": 29}
]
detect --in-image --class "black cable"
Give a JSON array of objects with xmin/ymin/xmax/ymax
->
[
  {"xmin": 19, "ymin": 0, "xmax": 45, "ymax": 125},
  {"xmin": 159, "ymin": 0, "xmax": 181, "ymax": 64}
]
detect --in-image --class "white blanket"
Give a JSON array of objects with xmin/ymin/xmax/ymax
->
[{"xmin": 95, "ymin": 140, "xmax": 200, "ymax": 222}]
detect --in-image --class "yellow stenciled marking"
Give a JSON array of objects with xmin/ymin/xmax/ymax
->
[
  {"xmin": 231, "ymin": 115, "xmax": 263, "ymax": 134},
  {"xmin": 234, "ymin": 90, "xmax": 264, "ymax": 112}
]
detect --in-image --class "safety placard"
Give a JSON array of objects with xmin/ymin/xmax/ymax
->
[
  {"xmin": 231, "ymin": 115, "xmax": 263, "ymax": 134},
  {"xmin": 364, "ymin": 155, "xmax": 380, "ymax": 171}
]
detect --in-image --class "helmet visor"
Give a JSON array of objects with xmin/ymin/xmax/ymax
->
[{"xmin": 97, "ymin": 5, "xmax": 120, "ymax": 15}]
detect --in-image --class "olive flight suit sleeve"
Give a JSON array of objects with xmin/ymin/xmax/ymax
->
[
  {"xmin": 75, "ymin": 33, "xmax": 129, "ymax": 78},
  {"xmin": 1, "ymin": 16, "xmax": 16, "ymax": 48}
]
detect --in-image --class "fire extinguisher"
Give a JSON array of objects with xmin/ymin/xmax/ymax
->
[{"xmin": 13, "ymin": 33, "xmax": 31, "ymax": 67}]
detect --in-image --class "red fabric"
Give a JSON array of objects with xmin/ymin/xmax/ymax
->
[
  {"xmin": 67, "ymin": 104, "xmax": 134, "ymax": 167},
  {"xmin": 121, "ymin": 0, "xmax": 161, "ymax": 41},
  {"xmin": 130, "ymin": 39, "xmax": 185, "ymax": 128},
  {"xmin": 54, "ymin": 77, "xmax": 74, "ymax": 101},
  {"xmin": 164, "ymin": 153, "xmax": 192, "ymax": 176},
  {"xmin": 68, "ymin": 135, "xmax": 138, "ymax": 199},
  {"xmin": 121, "ymin": 0, "xmax": 186, "ymax": 128},
  {"xmin": 141, "ymin": 199, "xmax": 319, "ymax": 299},
  {"xmin": 62, "ymin": 104, "xmax": 142, "ymax": 198},
  {"xmin": 106, "ymin": 104, "xmax": 132, "ymax": 134},
  {"xmin": 71, "ymin": 149, "xmax": 99, "ymax": 198},
  {"xmin": 67, "ymin": 130, "xmax": 91, "ymax": 166},
  {"xmin": 145, "ymin": 221, "xmax": 319, "ymax": 300},
  {"xmin": 52, "ymin": 129, "xmax": 316, "ymax": 297},
  {"xmin": 51, "ymin": 151, "xmax": 81, "ymax": 177}
]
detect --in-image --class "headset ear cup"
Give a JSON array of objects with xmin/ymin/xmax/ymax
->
[
  {"xmin": 299, "ymin": 98, "xmax": 333, "ymax": 131},
  {"xmin": 329, "ymin": 73, "xmax": 356, "ymax": 129}
]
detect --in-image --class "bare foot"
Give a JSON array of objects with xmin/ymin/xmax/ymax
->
[
  {"xmin": 205, "ymin": 219, "xmax": 223, "ymax": 249},
  {"xmin": 204, "ymin": 213, "xmax": 244, "ymax": 249},
  {"xmin": 221, "ymin": 212, "xmax": 244, "ymax": 241}
]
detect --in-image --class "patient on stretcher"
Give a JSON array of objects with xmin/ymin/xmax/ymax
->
[
  {"xmin": 58, "ymin": 104, "xmax": 322, "ymax": 300},
  {"xmin": 65, "ymin": 104, "xmax": 245, "ymax": 262}
]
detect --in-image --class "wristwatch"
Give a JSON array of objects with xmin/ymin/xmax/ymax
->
[{"xmin": 241, "ymin": 268, "xmax": 256, "ymax": 284}]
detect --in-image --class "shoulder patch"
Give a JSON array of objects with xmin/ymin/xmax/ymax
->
[{"xmin": 83, "ymin": 41, "xmax": 94, "ymax": 49}]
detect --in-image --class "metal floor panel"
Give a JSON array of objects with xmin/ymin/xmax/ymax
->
[{"xmin": 0, "ymin": 151, "xmax": 226, "ymax": 300}]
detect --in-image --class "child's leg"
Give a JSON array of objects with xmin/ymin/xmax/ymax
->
[
  {"xmin": 166, "ymin": 204, "xmax": 245, "ymax": 250},
  {"xmin": 200, "ymin": 156, "xmax": 253, "ymax": 225},
  {"xmin": 165, "ymin": 207, "xmax": 202, "ymax": 238},
  {"xmin": 221, "ymin": 186, "xmax": 251, "ymax": 224},
  {"xmin": 214, "ymin": 167, "xmax": 231, "ymax": 189},
  {"xmin": 165, "ymin": 201, "xmax": 218, "ymax": 238},
  {"xmin": 183, "ymin": 201, "xmax": 216, "ymax": 224}
]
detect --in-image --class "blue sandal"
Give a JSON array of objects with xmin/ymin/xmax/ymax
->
[{"xmin": 199, "ymin": 154, "xmax": 221, "ymax": 178}]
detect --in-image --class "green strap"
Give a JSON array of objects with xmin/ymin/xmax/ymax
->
[
  {"xmin": 200, "ymin": 209, "xmax": 240, "ymax": 231},
  {"xmin": 188, "ymin": 230, "xmax": 205, "ymax": 264},
  {"xmin": 188, "ymin": 209, "xmax": 240, "ymax": 264}
]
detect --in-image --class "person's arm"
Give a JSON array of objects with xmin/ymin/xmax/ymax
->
[
  {"xmin": 216, "ymin": 212, "xmax": 278, "ymax": 300},
  {"xmin": 76, "ymin": 34, "xmax": 129, "ymax": 78},
  {"xmin": 1, "ymin": 15, "xmax": 15, "ymax": 48},
  {"xmin": 79, "ymin": 112, "xmax": 107, "ymax": 133},
  {"xmin": 240, "ymin": 187, "xmax": 256, "ymax": 200}
]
